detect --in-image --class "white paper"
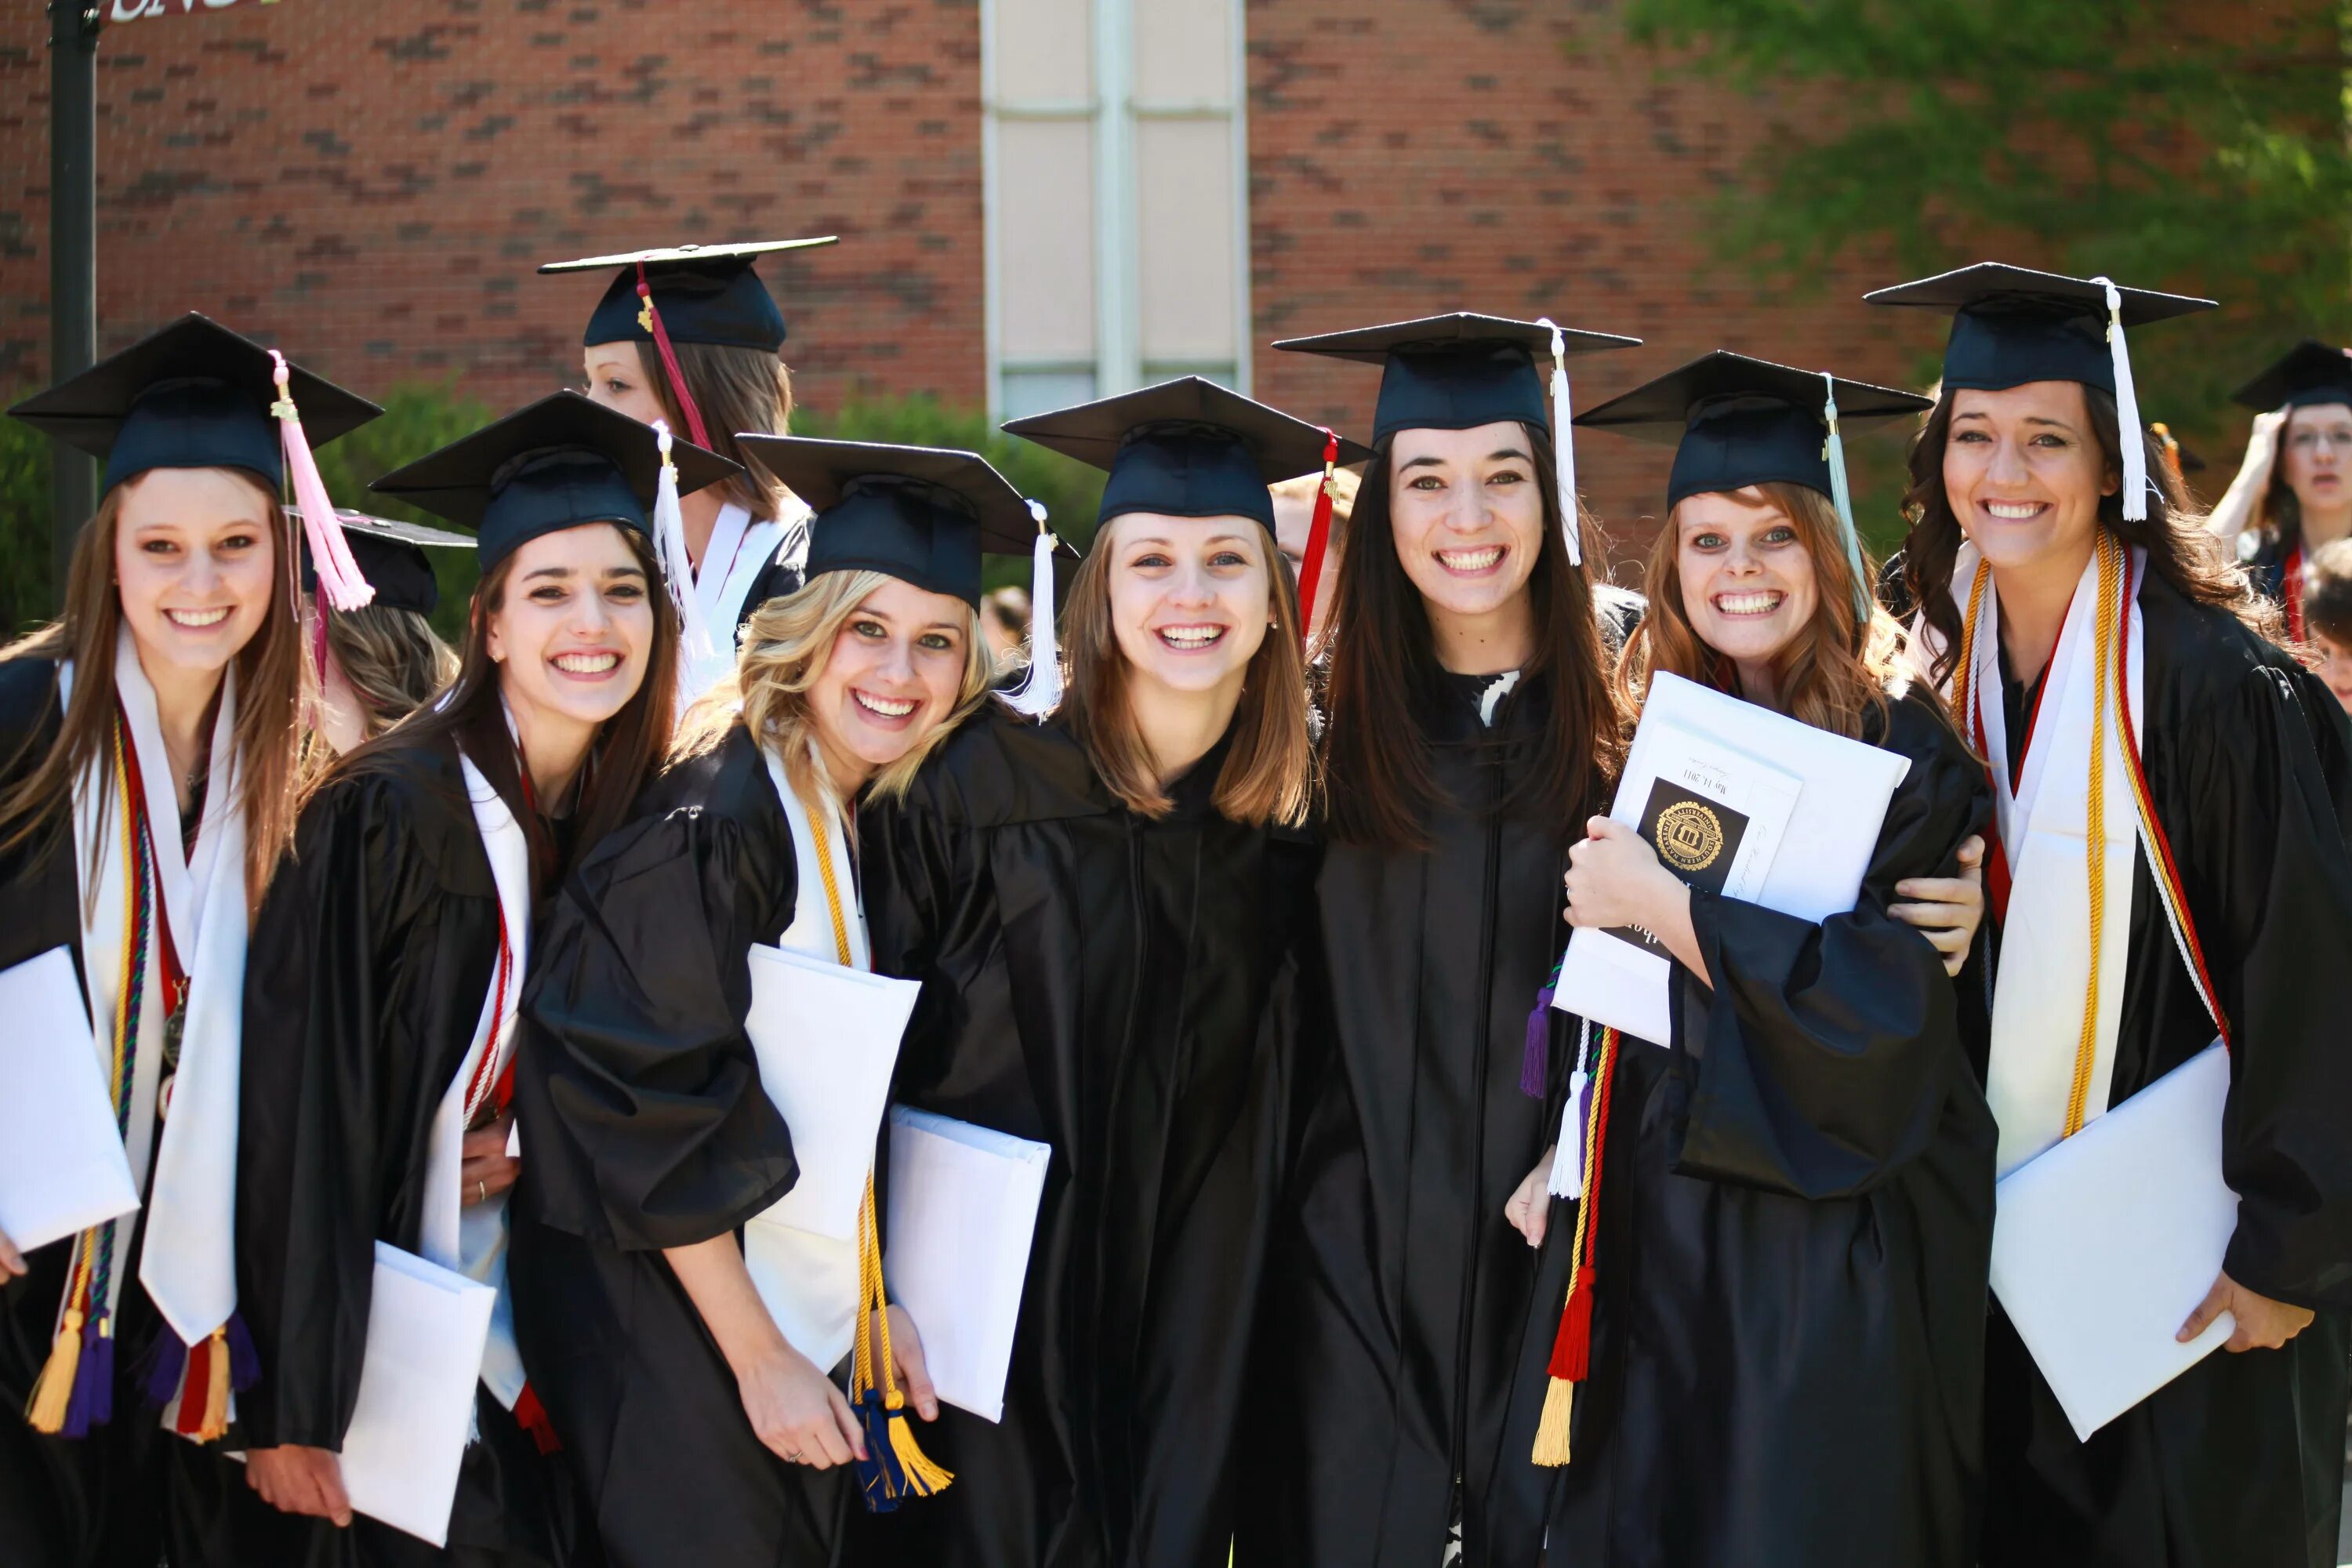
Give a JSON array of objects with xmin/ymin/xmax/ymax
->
[
  {"xmin": 742, "ymin": 1220, "xmax": 860, "ymax": 1374},
  {"xmin": 0, "ymin": 946, "xmax": 140, "ymax": 1252},
  {"xmin": 337, "ymin": 1243, "xmax": 497, "ymax": 1547},
  {"xmin": 1555, "ymin": 672, "xmax": 1910, "ymax": 1045},
  {"xmin": 882, "ymin": 1106, "xmax": 1051, "ymax": 1423},
  {"xmin": 1989, "ymin": 1041, "xmax": 2238, "ymax": 1441},
  {"xmin": 745, "ymin": 943, "xmax": 917, "ymax": 1243}
]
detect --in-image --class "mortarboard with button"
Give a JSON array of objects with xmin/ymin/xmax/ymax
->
[
  {"xmin": 735, "ymin": 437, "xmax": 1039, "ymax": 610},
  {"xmin": 295, "ymin": 510, "xmax": 471, "ymax": 617},
  {"xmin": 1866, "ymin": 262, "xmax": 2217, "ymax": 521},
  {"xmin": 368, "ymin": 391, "xmax": 739, "ymax": 574},
  {"xmin": 9, "ymin": 312, "xmax": 380, "ymax": 495},
  {"xmin": 1577, "ymin": 350, "xmax": 1931, "ymax": 621},
  {"xmin": 541, "ymin": 237, "xmax": 840, "ymax": 354},
  {"xmin": 1273, "ymin": 311, "xmax": 1641, "ymax": 567},
  {"xmin": 2232, "ymin": 339, "xmax": 2352, "ymax": 413}
]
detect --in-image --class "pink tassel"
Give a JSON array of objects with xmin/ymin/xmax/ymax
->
[{"xmin": 270, "ymin": 351, "xmax": 373, "ymax": 612}]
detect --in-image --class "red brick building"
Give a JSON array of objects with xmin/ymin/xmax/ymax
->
[{"xmin": 0, "ymin": 0, "xmax": 1949, "ymax": 544}]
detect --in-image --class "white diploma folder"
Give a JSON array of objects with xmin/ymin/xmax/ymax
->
[
  {"xmin": 337, "ymin": 1242, "xmax": 497, "ymax": 1547},
  {"xmin": 1554, "ymin": 671, "xmax": 1910, "ymax": 1045},
  {"xmin": 882, "ymin": 1106, "xmax": 1051, "ymax": 1424},
  {"xmin": 1988, "ymin": 1042, "xmax": 2238, "ymax": 1441},
  {"xmin": 743, "ymin": 943, "xmax": 919, "ymax": 1242},
  {"xmin": 0, "ymin": 946, "xmax": 140, "ymax": 1252}
]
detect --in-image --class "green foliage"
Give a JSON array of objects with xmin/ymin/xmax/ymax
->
[
  {"xmin": 1612, "ymin": 0, "xmax": 2352, "ymax": 456},
  {"xmin": 0, "ymin": 410, "xmax": 55, "ymax": 639},
  {"xmin": 310, "ymin": 383, "xmax": 494, "ymax": 644},
  {"xmin": 798, "ymin": 393, "xmax": 1105, "ymax": 591}
]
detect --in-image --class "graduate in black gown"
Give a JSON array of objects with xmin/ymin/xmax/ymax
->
[
  {"xmin": 1533, "ymin": 352, "xmax": 1996, "ymax": 1567},
  {"xmin": 1873, "ymin": 263, "xmax": 2352, "ymax": 1568},
  {"xmin": 842, "ymin": 379, "xmax": 1350, "ymax": 1568},
  {"xmin": 2205, "ymin": 341, "xmax": 2352, "ymax": 640},
  {"xmin": 545, "ymin": 238, "xmax": 837, "ymax": 698},
  {"xmin": 224, "ymin": 393, "xmax": 728, "ymax": 1567},
  {"xmin": 0, "ymin": 315, "xmax": 378, "ymax": 1567},
  {"xmin": 511, "ymin": 440, "xmax": 1031, "ymax": 1567}
]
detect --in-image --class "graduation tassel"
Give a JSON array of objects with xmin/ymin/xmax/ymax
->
[
  {"xmin": 2091, "ymin": 277, "xmax": 2149, "ymax": 521},
  {"xmin": 650, "ymin": 420, "xmax": 719, "ymax": 676},
  {"xmin": 636, "ymin": 261, "xmax": 713, "ymax": 449},
  {"xmin": 1296, "ymin": 428, "xmax": 1341, "ymax": 641},
  {"xmin": 1819, "ymin": 373, "xmax": 1873, "ymax": 626},
  {"xmin": 25, "ymin": 1302, "xmax": 85, "ymax": 1434},
  {"xmin": 2151, "ymin": 421, "xmax": 2186, "ymax": 492},
  {"xmin": 1533, "ymin": 1026, "xmax": 1621, "ymax": 1467},
  {"xmin": 851, "ymin": 1173, "xmax": 953, "ymax": 1510},
  {"xmin": 1004, "ymin": 501, "xmax": 1062, "ymax": 718},
  {"xmin": 271, "ymin": 352, "xmax": 373, "ymax": 612},
  {"xmin": 1520, "ymin": 962, "xmax": 1562, "ymax": 1099},
  {"xmin": 1536, "ymin": 318, "xmax": 1584, "ymax": 567}
]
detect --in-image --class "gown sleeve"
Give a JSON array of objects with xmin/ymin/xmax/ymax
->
[
  {"xmin": 235, "ymin": 775, "xmax": 426, "ymax": 1452},
  {"xmin": 517, "ymin": 800, "xmax": 799, "ymax": 1253},
  {"xmin": 2200, "ymin": 663, "xmax": 2352, "ymax": 1308},
  {"xmin": 858, "ymin": 771, "xmax": 974, "ymax": 1060},
  {"xmin": 1670, "ymin": 703, "xmax": 1991, "ymax": 1200}
]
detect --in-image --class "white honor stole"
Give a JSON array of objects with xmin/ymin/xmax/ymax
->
[
  {"xmin": 418, "ymin": 752, "xmax": 531, "ymax": 1414},
  {"xmin": 1937, "ymin": 538, "xmax": 2150, "ymax": 1176},
  {"xmin": 60, "ymin": 630, "xmax": 249, "ymax": 1387},
  {"xmin": 741, "ymin": 740, "xmax": 867, "ymax": 1368},
  {"xmin": 680, "ymin": 503, "xmax": 788, "ymax": 702}
]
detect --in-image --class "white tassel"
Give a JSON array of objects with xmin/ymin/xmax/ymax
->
[
  {"xmin": 1003, "ymin": 499, "xmax": 1061, "ymax": 718},
  {"xmin": 2091, "ymin": 277, "xmax": 2149, "ymax": 521},
  {"xmin": 1537, "ymin": 317, "xmax": 1583, "ymax": 567},
  {"xmin": 1820, "ymin": 372, "xmax": 1871, "ymax": 624},
  {"xmin": 651, "ymin": 420, "xmax": 717, "ymax": 671}
]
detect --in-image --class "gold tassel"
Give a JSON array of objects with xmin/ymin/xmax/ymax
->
[
  {"xmin": 25, "ymin": 1308, "xmax": 85, "ymax": 1434},
  {"xmin": 885, "ymin": 1392, "xmax": 955, "ymax": 1496},
  {"xmin": 1531, "ymin": 1375, "xmax": 1575, "ymax": 1468},
  {"xmin": 194, "ymin": 1328, "xmax": 230, "ymax": 1442}
]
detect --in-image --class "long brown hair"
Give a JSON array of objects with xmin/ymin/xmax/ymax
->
[
  {"xmin": 637, "ymin": 339, "xmax": 795, "ymax": 520},
  {"xmin": 1624, "ymin": 482, "xmax": 1914, "ymax": 739},
  {"xmin": 0, "ymin": 469, "xmax": 310, "ymax": 909},
  {"xmin": 1321, "ymin": 424, "xmax": 1626, "ymax": 850},
  {"xmin": 1058, "ymin": 520, "xmax": 1316, "ymax": 827},
  {"xmin": 1902, "ymin": 384, "xmax": 2274, "ymax": 686},
  {"xmin": 332, "ymin": 524, "xmax": 678, "ymax": 893}
]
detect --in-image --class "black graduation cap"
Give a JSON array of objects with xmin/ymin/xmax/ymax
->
[
  {"xmin": 2233, "ymin": 339, "xmax": 2352, "ymax": 413},
  {"xmin": 368, "ymin": 391, "xmax": 739, "ymax": 572},
  {"xmin": 296, "ymin": 510, "xmax": 470, "ymax": 616},
  {"xmin": 735, "ymin": 437, "xmax": 1036, "ymax": 608},
  {"xmin": 1575, "ymin": 350, "xmax": 1931, "ymax": 509},
  {"xmin": 540, "ymin": 238, "xmax": 840, "ymax": 353},
  {"xmin": 1272, "ymin": 312, "xmax": 1639, "ymax": 445},
  {"xmin": 9, "ymin": 312, "xmax": 380, "ymax": 494},
  {"xmin": 1001, "ymin": 376, "xmax": 1371, "ymax": 537},
  {"xmin": 1863, "ymin": 262, "xmax": 2214, "ymax": 395}
]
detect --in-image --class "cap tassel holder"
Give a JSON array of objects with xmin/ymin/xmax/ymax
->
[
  {"xmin": 2092, "ymin": 277, "xmax": 2149, "ymax": 521},
  {"xmin": 1533, "ymin": 1025, "xmax": 1621, "ymax": 1467},
  {"xmin": 1537, "ymin": 318, "xmax": 1584, "ymax": 568},
  {"xmin": 1295, "ymin": 429, "xmax": 1341, "ymax": 644},
  {"xmin": 271, "ymin": 352, "xmax": 374, "ymax": 613},
  {"xmin": 1820, "ymin": 373, "xmax": 1873, "ymax": 626},
  {"xmin": 651, "ymin": 420, "xmax": 718, "ymax": 674},
  {"xmin": 637, "ymin": 262, "xmax": 713, "ymax": 450},
  {"xmin": 1004, "ymin": 500, "xmax": 1062, "ymax": 718}
]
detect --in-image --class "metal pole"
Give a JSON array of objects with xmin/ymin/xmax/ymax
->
[{"xmin": 48, "ymin": 1, "xmax": 100, "ymax": 613}]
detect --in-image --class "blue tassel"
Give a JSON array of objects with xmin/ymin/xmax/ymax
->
[
  {"xmin": 61, "ymin": 1316, "xmax": 113, "ymax": 1437},
  {"xmin": 1522, "ymin": 985, "xmax": 1556, "ymax": 1099},
  {"xmin": 853, "ymin": 1390, "xmax": 909, "ymax": 1513},
  {"xmin": 224, "ymin": 1312, "xmax": 260, "ymax": 1391},
  {"xmin": 140, "ymin": 1327, "xmax": 188, "ymax": 1409}
]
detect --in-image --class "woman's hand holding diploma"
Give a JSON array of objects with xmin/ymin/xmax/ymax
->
[{"xmin": 1563, "ymin": 817, "xmax": 1708, "ymax": 984}]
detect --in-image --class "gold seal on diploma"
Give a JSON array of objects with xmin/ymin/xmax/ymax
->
[{"xmin": 1655, "ymin": 800, "xmax": 1726, "ymax": 873}]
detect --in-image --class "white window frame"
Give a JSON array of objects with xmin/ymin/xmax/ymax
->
[{"xmin": 982, "ymin": 0, "xmax": 1252, "ymax": 418}]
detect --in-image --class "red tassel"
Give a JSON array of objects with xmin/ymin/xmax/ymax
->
[
  {"xmin": 512, "ymin": 1382, "xmax": 561, "ymax": 1455},
  {"xmin": 1548, "ymin": 1266, "xmax": 1596, "ymax": 1381},
  {"xmin": 173, "ymin": 1333, "xmax": 213, "ymax": 1436},
  {"xmin": 1295, "ymin": 430, "xmax": 1340, "ymax": 641},
  {"xmin": 636, "ymin": 263, "xmax": 712, "ymax": 449}
]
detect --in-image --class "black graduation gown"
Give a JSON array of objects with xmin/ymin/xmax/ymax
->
[
  {"xmin": 511, "ymin": 724, "xmax": 848, "ymax": 1568},
  {"xmin": 842, "ymin": 706, "xmax": 1321, "ymax": 1568},
  {"xmin": 1976, "ymin": 572, "xmax": 2352, "ymax": 1568},
  {"xmin": 213, "ymin": 733, "xmax": 586, "ymax": 1568},
  {"xmin": 731, "ymin": 508, "xmax": 810, "ymax": 637},
  {"xmin": 0, "ymin": 655, "xmax": 185, "ymax": 1568},
  {"xmin": 1544, "ymin": 686, "xmax": 1998, "ymax": 1568},
  {"xmin": 1235, "ymin": 667, "xmax": 1593, "ymax": 1568}
]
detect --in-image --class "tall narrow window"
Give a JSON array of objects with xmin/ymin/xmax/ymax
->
[{"xmin": 984, "ymin": 0, "xmax": 1250, "ymax": 419}]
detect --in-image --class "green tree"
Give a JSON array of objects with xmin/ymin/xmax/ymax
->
[{"xmin": 1615, "ymin": 0, "xmax": 2352, "ymax": 493}]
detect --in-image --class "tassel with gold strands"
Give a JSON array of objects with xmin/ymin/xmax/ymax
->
[
  {"xmin": 1532, "ymin": 1025, "xmax": 1621, "ymax": 1466},
  {"xmin": 1294, "ymin": 428, "xmax": 1341, "ymax": 641},
  {"xmin": 2150, "ymin": 423, "xmax": 2187, "ymax": 493}
]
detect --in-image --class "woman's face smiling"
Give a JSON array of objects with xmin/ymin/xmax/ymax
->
[
  {"xmin": 805, "ymin": 575, "xmax": 972, "ymax": 789},
  {"xmin": 486, "ymin": 522, "xmax": 655, "ymax": 735},
  {"xmin": 1386, "ymin": 420, "xmax": 1545, "ymax": 622},
  {"xmin": 112, "ymin": 466, "xmax": 278, "ymax": 681},
  {"xmin": 582, "ymin": 343, "xmax": 666, "ymax": 427},
  {"xmin": 1102, "ymin": 511, "xmax": 1271, "ymax": 700},
  {"xmin": 2279, "ymin": 402, "xmax": 2352, "ymax": 515},
  {"xmin": 1942, "ymin": 381, "xmax": 2114, "ymax": 575},
  {"xmin": 1675, "ymin": 488, "xmax": 1819, "ymax": 692}
]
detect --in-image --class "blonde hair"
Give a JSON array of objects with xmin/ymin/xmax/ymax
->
[
  {"xmin": 325, "ymin": 603, "xmax": 459, "ymax": 742},
  {"xmin": 1268, "ymin": 463, "xmax": 1361, "ymax": 514},
  {"xmin": 1622, "ymin": 482, "xmax": 1918, "ymax": 740},
  {"xmin": 1058, "ymin": 520, "xmax": 1316, "ymax": 827},
  {"xmin": 637, "ymin": 339, "xmax": 794, "ymax": 519},
  {"xmin": 678, "ymin": 569, "xmax": 996, "ymax": 811}
]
